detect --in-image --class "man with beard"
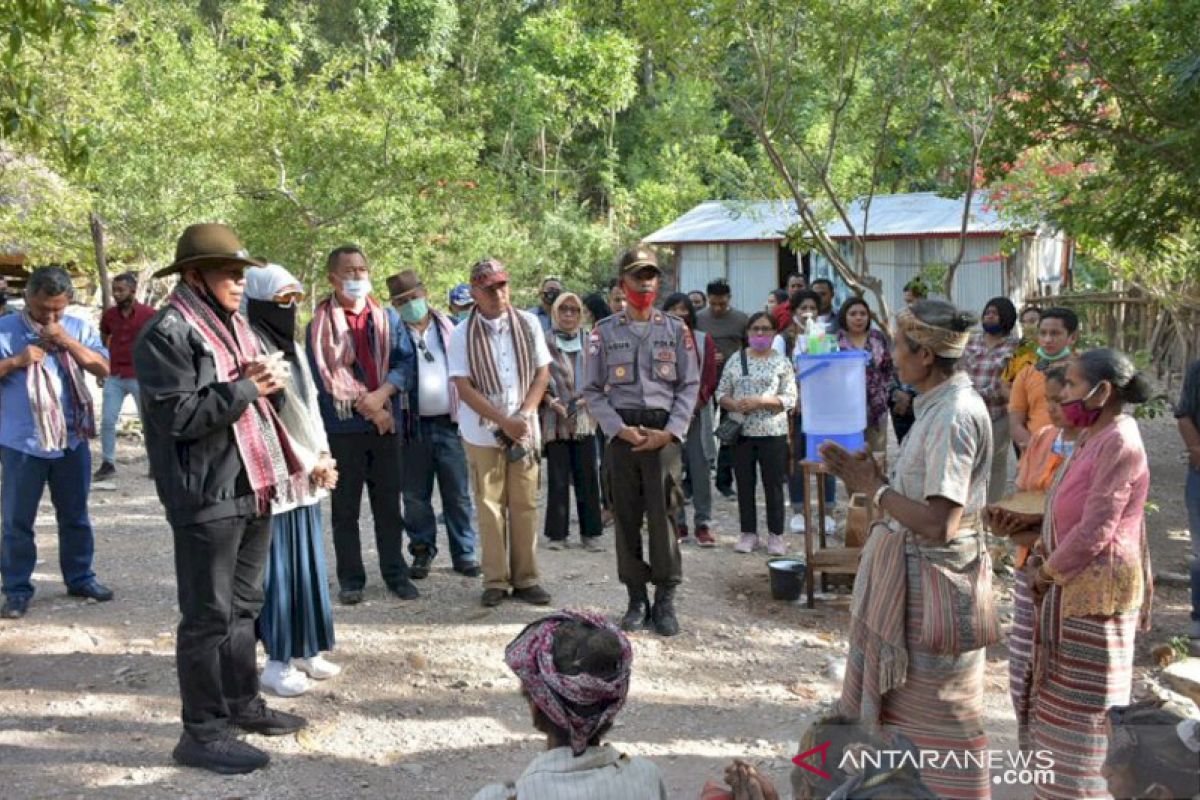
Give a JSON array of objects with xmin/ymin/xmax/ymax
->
[{"xmin": 95, "ymin": 272, "xmax": 155, "ymax": 482}]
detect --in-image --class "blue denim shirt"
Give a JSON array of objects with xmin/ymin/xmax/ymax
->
[
  {"xmin": 0, "ymin": 312, "xmax": 108, "ymax": 458},
  {"xmin": 305, "ymin": 305, "xmax": 413, "ymax": 435}
]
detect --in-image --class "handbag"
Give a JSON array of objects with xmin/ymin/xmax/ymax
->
[
  {"xmin": 715, "ymin": 350, "xmax": 751, "ymax": 445},
  {"xmin": 917, "ymin": 529, "xmax": 1000, "ymax": 654}
]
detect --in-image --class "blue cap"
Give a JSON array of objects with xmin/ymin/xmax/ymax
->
[{"xmin": 448, "ymin": 283, "xmax": 474, "ymax": 307}]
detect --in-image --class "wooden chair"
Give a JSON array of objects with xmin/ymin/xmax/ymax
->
[{"xmin": 798, "ymin": 453, "xmax": 886, "ymax": 608}]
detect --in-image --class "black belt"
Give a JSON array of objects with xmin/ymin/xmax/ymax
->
[
  {"xmin": 616, "ymin": 409, "xmax": 670, "ymax": 430},
  {"xmin": 419, "ymin": 414, "xmax": 454, "ymax": 425}
]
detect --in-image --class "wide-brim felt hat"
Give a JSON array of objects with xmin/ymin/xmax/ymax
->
[
  {"xmin": 387, "ymin": 269, "xmax": 425, "ymax": 302},
  {"xmin": 154, "ymin": 223, "xmax": 265, "ymax": 278}
]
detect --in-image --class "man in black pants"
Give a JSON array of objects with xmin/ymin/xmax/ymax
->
[
  {"xmin": 583, "ymin": 246, "xmax": 699, "ymax": 636},
  {"xmin": 307, "ymin": 245, "xmax": 418, "ymax": 605},
  {"xmin": 695, "ymin": 280, "xmax": 748, "ymax": 499},
  {"xmin": 136, "ymin": 224, "xmax": 305, "ymax": 773}
]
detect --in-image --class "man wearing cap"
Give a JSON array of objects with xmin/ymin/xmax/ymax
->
[
  {"xmin": 135, "ymin": 223, "xmax": 305, "ymax": 774},
  {"xmin": 0, "ymin": 266, "xmax": 112, "ymax": 621},
  {"xmin": 448, "ymin": 283, "xmax": 474, "ymax": 324},
  {"xmin": 386, "ymin": 270, "xmax": 479, "ymax": 580},
  {"xmin": 448, "ymin": 257, "xmax": 552, "ymax": 608},
  {"xmin": 582, "ymin": 246, "xmax": 699, "ymax": 637},
  {"xmin": 307, "ymin": 245, "xmax": 417, "ymax": 605}
]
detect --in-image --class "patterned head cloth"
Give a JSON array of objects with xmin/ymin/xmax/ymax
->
[
  {"xmin": 504, "ymin": 610, "xmax": 633, "ymax": 756},
  {"xmin": 895, "ymin": 306, "xmax": 970, "ymax": 359}
]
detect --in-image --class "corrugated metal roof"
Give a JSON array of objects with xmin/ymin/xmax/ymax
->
[
  {"xmin": 642, "ymin": 200, "xmax": 797, "ymax": 244},
  {"xmin": 644, "ymin": 191, "xmax": 1016, "ymax": 244}
]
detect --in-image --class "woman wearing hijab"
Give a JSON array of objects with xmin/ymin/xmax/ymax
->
[
  {"xmin": 244, "ymin": 264, "xmax": 340, "ymax": 698},
  {"xmin": 472, "ymin": 610, "xmax": 667, "ymax": 799},
  {"xmin": 541, "ymin": 292, "xmax": 604, "ymax": 550}
]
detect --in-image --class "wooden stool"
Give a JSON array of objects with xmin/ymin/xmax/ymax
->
[{"xmin": 799, "ymin": 460, "xmax": 862, "ymax": 608}]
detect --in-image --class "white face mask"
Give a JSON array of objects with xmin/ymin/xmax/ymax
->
[{"xmin": 341, "ymin": 279, "xmax": 372, "ymax": 301}]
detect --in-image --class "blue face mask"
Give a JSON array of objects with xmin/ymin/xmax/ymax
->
[
  {"xmin": 341, "ymin": 279, "xmax": 372, "ymax": 301},
  {"xmin": 399, "ymin": 297, "xmax": 428, "ymax": 324}
]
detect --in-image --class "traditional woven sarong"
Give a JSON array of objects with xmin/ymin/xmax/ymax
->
[
  {"xmin": 1009, "ymin": 567, "xmax": 1037, "ymax": 752},
  {"xmin": 1030, "ymin": 602, "xmax": 1137, "ymax": 799},
  {"xmin": 878, "ymin": 539, "xmax": 990, "ymax": 799}
]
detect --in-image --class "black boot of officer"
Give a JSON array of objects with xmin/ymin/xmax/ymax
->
[
  {"xmin": 651, "ymin": 585, "xmax": 679, "ymax": 637},
  {"xmin": 620, "ymin": 584, "xmax": 651, "ymax": 632}
]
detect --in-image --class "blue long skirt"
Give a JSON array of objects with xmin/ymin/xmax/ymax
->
[{"xmin": 258, "ymin": 503, "xmax": 335, "ymax": 661}]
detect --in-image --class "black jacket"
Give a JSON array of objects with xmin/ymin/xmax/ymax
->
[{"xmin": 134, "ymin": 306, "xmax": 260, "ymax": 527}]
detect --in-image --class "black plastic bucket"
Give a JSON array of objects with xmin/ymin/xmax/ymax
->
[{"xmin": 768, "ymin": 558, "xmax": 807, "ymax": 601}]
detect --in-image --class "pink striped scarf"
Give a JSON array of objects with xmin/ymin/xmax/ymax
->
[
  {"xmin": 310, "ymin": 295, "xmax": 390, "ymax": 419},
  {"xmin": 24, "ymin": 313, "xmax": 95, "ymax": 451},
  {"xmin": 168, "ymin": 283, "xmax": 306, "ymax": 514}
]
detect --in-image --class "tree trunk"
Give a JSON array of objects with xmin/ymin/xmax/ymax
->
[{"xmin": 90, "ymin": 211, "xmax": 112, "ymax": 309}]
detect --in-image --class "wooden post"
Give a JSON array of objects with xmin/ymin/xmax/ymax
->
[{"xmin": 90, "ymin": 211, "xmax": 112, "ymax": 310}]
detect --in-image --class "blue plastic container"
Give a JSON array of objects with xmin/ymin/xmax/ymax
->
[
  {"xmin": 805, "ymin": 430, "xmax": 866, "ymax": 462},
  {"xmin": 796, "ymin": 351, "xmax": 869, "ymax": 462}
]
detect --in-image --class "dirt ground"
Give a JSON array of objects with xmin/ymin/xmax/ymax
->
[{"xmin": 0, "ymin": 409, "xmax": 1194, "ymax": 800}]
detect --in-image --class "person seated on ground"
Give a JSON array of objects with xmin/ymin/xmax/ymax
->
[
  {"xmin": 701, "ymin": 713, "xmax": 936, "ymax": 800},
  {"xmin": 472, "ymin": 610, "xmax": 667, "ymax": 800},
  {"xmin": 1102, "ymin": 700, "xmax": 1200, "ymax": 800}
]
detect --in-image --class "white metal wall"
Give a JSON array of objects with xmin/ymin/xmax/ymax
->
[
  {"xmin": 679, "ymin": 244, "xmax": 726, "ymax": 299},
  {"xmin": 728, "ymin": 243, "xmax": 778, "ymax": 313},
  {"xmin": 679, "ymin": 242, "xmax": 779, "ymax": 313},
  {"xmin": 813, "ymin": 236, "xmax": 1006, "ymax": 318}
]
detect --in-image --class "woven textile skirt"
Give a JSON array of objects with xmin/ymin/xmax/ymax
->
[
  {"xmin": 257, "ymin": 503, "xmax": 336, "ymax": 662},
  {"xmin": 1030, "ymin": 610, "xmax": 1137, "ymax": 800},
  {"xmin": 1009, "ymin": 568, "xmax": 1037, "ymax": 750},
  {"xmin": 841, "ymin": 543, "xmax": 991, "ymax": 799}
]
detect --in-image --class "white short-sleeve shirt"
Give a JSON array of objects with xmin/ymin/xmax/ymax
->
[{"xmin": 448, "ymin": 309, "xmax": 552, "ymax": 448}]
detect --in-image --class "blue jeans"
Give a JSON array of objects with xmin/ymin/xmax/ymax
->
[
  {"xmin": 1187, "ymin": 467, "xmax": 1200, "ymax": 637},
  {"xmin": 101, "ymin": 376, "xmax": 140, "ymax": 463},
  {"xmin": 788, "ymin": 414, "xmax": 836, "ymax": 511},
  {"xmin": 1, "ymin": 443, "xmax": 96, "ymax": 600},
  {"xmin": 402, "ymin": 417, "xmax": 477, "ymax": 568}
]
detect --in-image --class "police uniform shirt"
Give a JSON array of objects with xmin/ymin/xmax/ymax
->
[{"xmin": 581, "ymin": 310, "xmax": 699, "ymax": 443}]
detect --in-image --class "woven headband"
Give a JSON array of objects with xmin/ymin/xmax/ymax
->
[{"xmin": 896, "ymin": 307, "xmax": 970, "ymax": 359}]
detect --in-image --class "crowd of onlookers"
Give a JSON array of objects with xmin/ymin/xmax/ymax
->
[{"xmin": 0, "ymin": 232, "xmax": 1197, "ymax": 798}]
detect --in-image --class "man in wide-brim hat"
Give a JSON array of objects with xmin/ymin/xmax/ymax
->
[
  {"xmin": 385, "ymin": 269, "xmax": 480, "ymax": 582},
  {"xmin": 134, "ymin": 223, "xmax": 307, "ymax": 775}
]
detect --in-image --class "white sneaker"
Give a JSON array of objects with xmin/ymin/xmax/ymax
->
[
  {"xmin": 789, "ymin": 513, "xmax": 806, "ymax": 533},
  {"xmin": 262, "ymin": 660, "xmax": 310, "ymax": 697},
  {"xmin": 766, "ymin": 534, "xmax": 787, "ymax": 556},
  {"xmin": 825, "ymin": 514, "xmax": 837, "ymax": 532},
  {"xmin": 293, "ymin": 654, "xmax": 342, "ymax": 680},
  {"xmin": 734, "ymin": 533, "xmax": 759, "ymax": 554}
]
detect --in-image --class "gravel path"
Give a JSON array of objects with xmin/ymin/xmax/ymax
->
[{"xmin": 0, "ymin": 411, "xmax": 1193, "ymax": 799}]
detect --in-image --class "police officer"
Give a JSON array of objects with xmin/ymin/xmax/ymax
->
[{"xmin": 583, "ymin": 246, "xmax": 699, "ymax": 636}]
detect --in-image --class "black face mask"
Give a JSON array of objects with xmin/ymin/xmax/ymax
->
[
  {"xmin": 0, "ymin": 294, "xmax": 7, "ymax": 307},
  {"xmin": 246, "ymin": 298, "xmax": 297, "ymax": 360},
  {"xmin": 542, "ymin": 289, "xmax": 561, "ymax": 307}
]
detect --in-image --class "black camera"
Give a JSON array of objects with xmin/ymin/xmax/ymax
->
[{"xmin": 494, "ymin": 430, "xmax": 529, "ymax": 463}]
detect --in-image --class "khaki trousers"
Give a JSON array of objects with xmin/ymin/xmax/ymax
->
[{"xmin": 464, "ymin": 443, "xmax": 541, "ymax": 591}]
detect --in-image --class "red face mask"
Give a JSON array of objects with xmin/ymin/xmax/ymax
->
[{"xmin": 624, "ymin": 287, "xmax": 657, "ymax": 312}]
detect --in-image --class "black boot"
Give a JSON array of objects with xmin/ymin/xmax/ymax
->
[
  {"xmin": 619, "ymin": 584, "xmax": 651, "ymax": 632},
  {"xmin": 651, "ymin": 585, "xmax": 680, "ymax": 637}
]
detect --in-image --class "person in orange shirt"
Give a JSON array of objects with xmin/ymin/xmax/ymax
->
[{"xmin": 1009, "ymin": 307, "xmax": 1078, "ymax": 451}]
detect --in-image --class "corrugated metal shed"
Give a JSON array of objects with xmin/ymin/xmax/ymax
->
[{"xmin": 644, "ymin": 191, "xmax": 1016, "ymax": 244}]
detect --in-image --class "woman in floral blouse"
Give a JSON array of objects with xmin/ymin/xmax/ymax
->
[
  {"xmin": 836, "ymin": 297, "xmax": 894, "ymax": 454},
  {"xmin": 991, "ymin": 348, "xmax": 1152, "ymax": 800},
  {"xmin": 717, "ymin": 312, "xmax": 797, "ymax": 556}
]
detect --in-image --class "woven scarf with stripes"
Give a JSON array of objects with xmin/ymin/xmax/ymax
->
[
  {"xmin": 168, "ymin": 282, "xmax": 307, "ymax": 515},
  {"xmin": 465, "ymin": 306, "xmax": 535, "ymax": 400},
  {"xmin": 24, "ymin": 313, "xmax": 96, "ymax": 451},
  {"xmin": 310, "ymin": 295, "xmax": 390, "ymax": 420}
]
